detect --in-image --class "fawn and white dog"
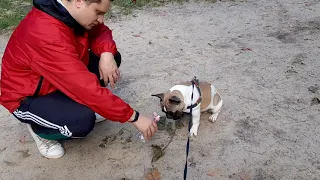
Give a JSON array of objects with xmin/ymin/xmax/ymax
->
[{"xmin": 152, "ymin": 79, "xmax": 223, "ymax": 137}]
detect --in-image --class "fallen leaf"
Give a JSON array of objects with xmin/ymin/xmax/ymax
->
[
  {"xmin": 145, "ymin": 168, "xmax": 161, "ymax": 180},
  {"xmin": 207, "ymin": 168, "xmax": 224, "ymax": 177},
  {"xmin": 305, "ymin": 2, "xmax": 311, "ymax": 6}
]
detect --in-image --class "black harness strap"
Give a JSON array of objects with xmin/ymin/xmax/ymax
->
[
  {"xmin": 187, "ymin": 78, "xmax": 202, "ymax": 109},
  {"xmin": 33, "ymin": 76, "xmax": 43, "ymax": 97}
]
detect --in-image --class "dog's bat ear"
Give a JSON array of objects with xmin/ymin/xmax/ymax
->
[
  {"xmin": 169, "ymin": 96, "xmax": 181, "ymax": 104},
  {"xmin": 151, "ymin": 93, "xmax": 164, "ymax": 101}
]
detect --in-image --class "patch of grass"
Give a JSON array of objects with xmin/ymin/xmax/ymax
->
[
  {"xmin": 0, "ymin": 0, "xmax": 218, "ymax": 33},
  {"xmin": 0, "ymin": 0, "xmax": 186, "ymax": 33},
  {"xmin": 0, "ymin": 0, "xmax": 32, "ymax": 33}
]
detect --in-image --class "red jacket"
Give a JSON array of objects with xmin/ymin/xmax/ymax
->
[{"xmin": 0, "ymin": 7, "xmax": 134, "ymax": 123}]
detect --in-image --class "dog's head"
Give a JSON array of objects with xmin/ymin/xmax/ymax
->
[{"xmin": 152, "ymin": 91, "xmax": 185, "ymax": 120}]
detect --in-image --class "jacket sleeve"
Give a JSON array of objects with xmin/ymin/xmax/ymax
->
[
  {"xmin": 88, "ymin": 23, "xmax": 117, "ymax": 56},
  {"xmin": 30, "ymin": 40, "xmax": 134, "ymax": 123}
]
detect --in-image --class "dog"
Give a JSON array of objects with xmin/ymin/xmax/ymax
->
[{"xmin": 152, "ymin": 78, "xmax": 223, "ymax": 137}]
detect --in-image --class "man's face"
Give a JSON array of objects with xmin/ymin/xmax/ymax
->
[{"xmin": 73, "ymin": 0, "xmax": 110, "ymax": 30}]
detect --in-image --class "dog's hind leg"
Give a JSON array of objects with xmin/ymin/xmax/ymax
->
[{"xmin": 208, "ymin": 100, "xmax": 223, "ymax": 122}]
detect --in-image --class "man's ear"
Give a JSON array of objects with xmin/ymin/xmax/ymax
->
[
  {"xmin": 75, "ymin": 0, "xmax": 84, "ymax": 8},
  {"xmin": 151, "ymin": 93, "xmax": 165, "ymax": 101},
  {"xmin": 169, "ymin": 96, "xmax": 181, "ymax": 104}
]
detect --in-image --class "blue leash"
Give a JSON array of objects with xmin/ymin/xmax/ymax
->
[{"xmin": 183, "ymin": 78, "xmax": 196, "ymax": 180}]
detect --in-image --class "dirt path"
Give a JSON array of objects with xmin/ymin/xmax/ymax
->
[{"xmin": 1, "ymin": 0, "xmax": 320, "ymax": 179}]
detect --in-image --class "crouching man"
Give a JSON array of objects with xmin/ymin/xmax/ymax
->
[{"xmin": 0, "ymin": 0, "xmax": 157, "ymax": 159}]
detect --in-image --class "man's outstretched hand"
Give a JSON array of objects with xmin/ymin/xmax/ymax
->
[
  {"xmin": 99, "ymin": 52, "xmax": 120, "ymax": 89},
  {"xmin": 132, "ymin": 114, "xmax": 158, "ymax": 141}
]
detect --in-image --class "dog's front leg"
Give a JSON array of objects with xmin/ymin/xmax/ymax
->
[{"xmin": 189, "ymin": 108, "xmax": 201, "ymax": 137}]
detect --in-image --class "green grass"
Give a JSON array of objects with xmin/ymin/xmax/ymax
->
[{"xmin": 0, "ymin": 0, "xmax": 32, "ymax": 33}]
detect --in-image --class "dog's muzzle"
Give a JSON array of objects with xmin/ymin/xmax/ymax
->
[
  {"xmin": 165, "ymin": 111, "xmax": 183, "ymax": 120},
  {"xmin": 161, "ymin": 105, "xmax": 183, "ymax": 120}
]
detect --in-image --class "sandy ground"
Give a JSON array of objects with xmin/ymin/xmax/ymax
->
[{"xmin": 1, "ymin": 0, "xmax": 320, "ymax": 179}]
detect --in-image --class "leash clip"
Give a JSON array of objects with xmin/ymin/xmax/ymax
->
[{"xmin": 191, "ymin": 76, "xmax": 199, "ymax": 86}]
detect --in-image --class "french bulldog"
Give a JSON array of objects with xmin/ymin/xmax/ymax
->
[{"xmin": 152, "ymin": 80, "xmax": 223, "ymax": 137}]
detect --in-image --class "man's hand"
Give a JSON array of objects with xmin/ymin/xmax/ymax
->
[
  {"xmin": 99, "ymin": 52, "xmax": 120, "ymax": 89},
  {"xmin": 132, "ymin": 114, "xmax": 158, "ymax": 141}
]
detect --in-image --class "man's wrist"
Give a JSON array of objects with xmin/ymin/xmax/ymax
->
[{"xmin": 128, "ymin": 110, "xmax": 139, "ymax": 123}]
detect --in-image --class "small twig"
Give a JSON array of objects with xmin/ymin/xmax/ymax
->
[
  {"xmin": 238, "ymin": 95, "xmax": 260, "ymax": 102},
  {"xmin": 161, "ymin": 129, "xmax": 176, "ymax": 152}
]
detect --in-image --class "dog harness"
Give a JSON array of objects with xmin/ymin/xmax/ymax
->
[{"xmin": 186, "ymin": 77, "xmax": 202, "ymax": 109}]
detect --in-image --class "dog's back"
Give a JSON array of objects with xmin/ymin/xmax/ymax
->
[{"xmin": 179, "ymin": 81, "xmax": 212, "ymax": 110}]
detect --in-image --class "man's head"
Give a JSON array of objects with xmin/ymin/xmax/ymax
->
[{"xmin": 64, "ymin": 0, "xmax": 111, "ymax": 30}]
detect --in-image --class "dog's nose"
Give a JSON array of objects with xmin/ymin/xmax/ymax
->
[{"xmin": 173, "ymin": 116, "xmax": 180, "ymax": 120}]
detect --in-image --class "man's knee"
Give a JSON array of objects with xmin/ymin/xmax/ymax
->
[{"xmin": 71, "ymin": 108, "xmax": 96, "ymax": 138}]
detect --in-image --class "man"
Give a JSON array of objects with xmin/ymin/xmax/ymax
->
[{"xmin": 0, "ymin": 0, "xmax": 158, "ymax": 159}]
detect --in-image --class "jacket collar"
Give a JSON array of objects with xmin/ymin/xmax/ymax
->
[{"xmin": 33, "ymin": 0, "xmax": 86, "ymax": 35}]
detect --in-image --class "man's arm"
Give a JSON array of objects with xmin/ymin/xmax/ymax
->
[
  {"xmin": 88, "ymin": 23, "xmax": 117, "ymax": 56},
  {"xmin": 30, "ymin": 40, "xmax": 133, "ymax": 123}
]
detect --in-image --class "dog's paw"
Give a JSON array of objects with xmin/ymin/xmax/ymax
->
[
  {"xmin": 189, "ymin": 124, "xmax": 199, "ymax": 137},
  {"xmin": 209, "ymin": 112, "xmax": 220, "ymax": 122},
  {"xmin": 209, "ymin": 114, "xmax": 218, "ymax": 122}
]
